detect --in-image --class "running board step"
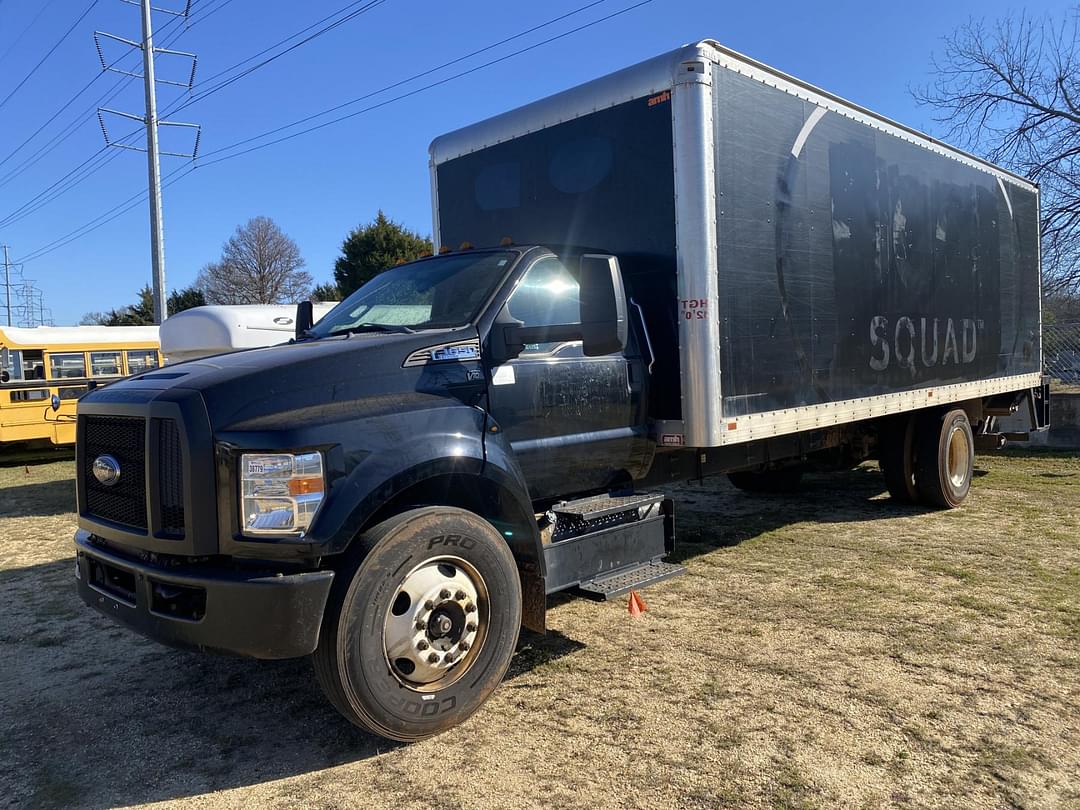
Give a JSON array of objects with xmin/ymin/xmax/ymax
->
[
  {"xmin": 551, "ymin": 492, "xmax": 664, "ymax": 522},
  {"xmin": 576, "ymin": 560, "xmax": 686, "ymax": 601}
]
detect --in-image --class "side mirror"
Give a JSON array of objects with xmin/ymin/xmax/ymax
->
[
  {"xmin": 578, "ymin": 253, "xmax": 627, "ymax": 357},
  {"xmin": 295, "ymin": 300, "xmax": 314, "ymax": 340}
]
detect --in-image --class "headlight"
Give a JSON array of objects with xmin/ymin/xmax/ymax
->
[{"xmin": 240, "ymin": 452, "xmax": 325, "ymax": 537}]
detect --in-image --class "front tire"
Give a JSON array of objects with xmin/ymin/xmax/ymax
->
[
  {"xmin": 914, "ymin": 408, "xmax": 974, "ymax": 508},
  {"xmin": 313, "ymin": 507, "xmax": 522, "ymax": 741}
]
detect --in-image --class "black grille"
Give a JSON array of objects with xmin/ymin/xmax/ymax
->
[
  {"xmin": 156, "ymin": 418, "xmax": 185, "ymax": 536},
  {"xmin": 82, "ymin": 415, "xmax": 147, "ymax": 530}
]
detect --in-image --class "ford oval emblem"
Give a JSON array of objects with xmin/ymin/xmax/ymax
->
[
  {"xmin": 273, "ymin": 316, "xmax": 293, "ymax": 325},
  {"xmin": 92, "ymin": 454, "xmax": 121, "ymax": 487}
]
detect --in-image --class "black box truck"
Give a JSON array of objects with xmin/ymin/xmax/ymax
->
[{"xmin": 74, "ymin": 40, "xmax": 1047, "ymax": 741}]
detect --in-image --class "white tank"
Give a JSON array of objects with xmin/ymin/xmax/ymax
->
[{"xmin": 159, "ymin": 303, "xmax": 338, "ymax": 364}]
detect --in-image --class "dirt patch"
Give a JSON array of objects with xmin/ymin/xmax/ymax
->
[{"xmin": 1, "ymin": 451, "xmax": 1078, "ymax": 809}]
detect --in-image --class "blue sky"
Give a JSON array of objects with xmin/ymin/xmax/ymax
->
[{"xmin": 0, "ymin": 0, "xmax": 1066, "ymax": 324}]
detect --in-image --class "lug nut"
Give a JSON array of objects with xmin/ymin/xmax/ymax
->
[
  {"xmin": 440, "ymin": 589, "xmax": 451, "ymax": 599},
  {"xmin": 455, "ymin": 590, "xmax": 466, "ymax": 600},
  {"xmin": 424, "ymin": 600, "xmax": 434, "ymax": 610},
  {"xmin": 458, "ymin": 641, "xmax": 469, "ymax": 651},
  {"xmin": 415, "ymin": 620, "xmax": 425, "ymax": 631},
  {"xmin": 417, "ymin": 640, "xmax": 429, "ymax": 651},
  {"xmin": 444, "ymin": 652, "xmax": 456, "ymax": 663},
  {"xmin": 465, "ymin": 602, "xmax": 476, "ymax": 613},
  {"xmin": 427, "ymin": 652, "xmax": 439, "ymax": 664},
  {"xmin": 466, "ymin": 622, "xmax": 476, "ymax": 633}
]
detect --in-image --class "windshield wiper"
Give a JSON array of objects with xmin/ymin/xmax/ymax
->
[{"xmin": 333, "ymin": 323, "xmax": 416, "ymax": 336}]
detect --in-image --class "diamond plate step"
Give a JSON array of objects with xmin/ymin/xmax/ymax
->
[{"xmin": 576, "ymin": 560, "xmax": 686, "ymax": 601}]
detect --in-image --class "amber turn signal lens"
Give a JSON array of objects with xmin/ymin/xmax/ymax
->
[{"xmin": 288, "ymin": 476, "xmax": 324, "ymax": 496}]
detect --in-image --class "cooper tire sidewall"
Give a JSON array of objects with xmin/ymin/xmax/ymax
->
[{"xmin": 335, "ymin": 509, "xmax": 521, "ymax": 740}]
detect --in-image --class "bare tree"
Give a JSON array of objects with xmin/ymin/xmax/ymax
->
[
  {"xmin": 914, "ymin": 9, "xmax": 1080, "ymax": 297},
  {"xmin": 197, "ymin": 216, "xmax": 313, "ymax": 305}
]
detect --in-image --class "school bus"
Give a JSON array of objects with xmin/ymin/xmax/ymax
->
[{"xmin": 0, "ymin": 325, "xmax": 161, "ymax": 447}]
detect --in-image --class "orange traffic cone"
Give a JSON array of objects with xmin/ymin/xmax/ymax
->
[{"xmin": 628, "ymin": 590, "xmax": 647, "ymax": 618}]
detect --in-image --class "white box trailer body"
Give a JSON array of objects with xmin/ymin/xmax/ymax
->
[{"xmin": 430, "ymin": 40, "xmax": 1043, "ymax": 448}]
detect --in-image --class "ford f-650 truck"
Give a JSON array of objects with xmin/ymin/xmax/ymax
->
[{"xmin": 74, "ymin": 40, "xmax": 1047, "ymax": 741}]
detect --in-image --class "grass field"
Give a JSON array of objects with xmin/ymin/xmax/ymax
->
[{"xmin": 1, "ymin": 450, "xmax": 1078, "ymax": 809}]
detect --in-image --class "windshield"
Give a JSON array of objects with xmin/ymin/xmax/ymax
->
[{"xmin": 309, "ymin": 250, "xmax": 518, "ymax": 337}]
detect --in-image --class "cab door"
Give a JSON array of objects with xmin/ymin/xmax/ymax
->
[{"xmin": 485, "ymin": 255, "xmax": 649, "ymax": 500}]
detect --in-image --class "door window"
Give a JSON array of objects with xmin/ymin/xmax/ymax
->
[{"xmin": 505, "ymin": 258, "xmax": 581, "ymax": 355}]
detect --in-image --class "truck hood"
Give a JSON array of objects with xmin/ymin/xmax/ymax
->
[{"xmin": 82, "ymin": 328, "xmax": 483, "ymax": 430}]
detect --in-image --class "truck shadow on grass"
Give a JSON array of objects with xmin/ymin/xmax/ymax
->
[
  {"xmin": 0, "ymin": 554, "xmax": 586, "ymax": 809},
  {"xmin": 667, "ymin": 464, "xmax": 933, "ymax": 561}
]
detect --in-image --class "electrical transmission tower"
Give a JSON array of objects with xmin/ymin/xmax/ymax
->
[
  {"xmin": 1, "ymin": 247, "xmax": 54, "ymax": 327},
  {"xmin": 95, "ymin": 0, "xmax": 200, "ymax": 324}
]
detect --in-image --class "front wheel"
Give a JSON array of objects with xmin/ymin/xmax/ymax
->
[{"xmin": 313, "ymin": 507, "xmax": 522, "ymax": 741}]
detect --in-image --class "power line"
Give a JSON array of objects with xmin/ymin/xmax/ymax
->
[
  {"xmin": 14, "ymin": 0, "xmax": 652, "ymax": 264},
  {"xmin": 0, "ymin": 0, "xmax": 61, "ymax": 66},
  {"xmin": 197, "ymin": 0, "xmax": 652, "ymax": 167},
  {"xmin": 162, "ymin": 0, "xmax": 389, "ymax": 117},
  {"xmin": 0, "ymin": 0, "xmax": 101, "ymax": 113},
  {"xmin": 0, "ymin": 0, "xmax": 225, "ymax": 184},
  {"xmin": 0, "ymin": 0, "xmax": 360, "ymax": 222},
  {"xmin": 191, "ymin": 0, "xmax": 614, "ymax": 161},
  {"xmin": 0, "ymin": 0, "xmax": 229, "ymax": 221}
]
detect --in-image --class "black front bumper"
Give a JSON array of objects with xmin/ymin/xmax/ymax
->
[{"xmin": 74, "ymin": 530, "xmax": 334, "ymax": 659}]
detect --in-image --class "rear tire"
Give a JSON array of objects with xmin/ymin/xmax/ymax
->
[
  {"xmin": 728, "ymin": 467, "xmax": 804, "ymax": 493},
  {"xmin": 879, "ymin": 414, "xmax": 919, "ymax": 503},
  {"xmin": 313, "ymin": 507, "xmax": 522, "ymax": 741},
  {"xmin": 914, "ymin": 408, "xmax": 974, "ymax": 508}
]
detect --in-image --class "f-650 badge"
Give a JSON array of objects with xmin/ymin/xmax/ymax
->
[{"xmin": 431, "ymin": 345, "xmax": 479, "ymax": 362}]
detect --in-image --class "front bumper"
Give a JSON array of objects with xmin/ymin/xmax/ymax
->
[{"xmin": 74, "ymin": 530, "xmax": 334, "ymax": 659}]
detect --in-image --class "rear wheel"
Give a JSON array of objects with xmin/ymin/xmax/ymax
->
[
  {"xmin": 879, "ymin": 414, "xmax": 919, "ymax": 503},
  {"xmin": 914, "ymin": 408, "xmax": 974, "ymax": 508},
  {"xmin": 313, "ymin": 507, "xmax": 522, "ymax": 741},
  {"xmin": 728, "ymin": 467, "xmax": 804, "ymax": 493}
]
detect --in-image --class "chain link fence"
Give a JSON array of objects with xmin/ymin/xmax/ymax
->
[{"xmin": 1044, "ymin": 322, "xmax": 1080, "ymax": 387}]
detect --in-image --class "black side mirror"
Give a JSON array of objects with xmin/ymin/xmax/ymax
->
[
  {"xmin": 578, "ymin": 253, "xmax": 627, "ymax": 356},
  {"xmin": 295, "ymin": 300, "xmax": 314, "ymax": 340}
]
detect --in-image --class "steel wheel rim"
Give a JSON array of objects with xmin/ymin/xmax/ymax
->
[
  {"xmin": 946, "ymin": 425, "xmax": 970, "ymax": 489},
  {"xmin": 381, "ymin": 555, "xmax": 489, "ymax": 691}
]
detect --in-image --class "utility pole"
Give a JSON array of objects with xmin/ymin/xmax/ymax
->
[
  {"xmin": 140, "ymin": 0, "xmax": 167, "ymax": 325},
  {"xmin": 2, "ymin": 245, "xmax": 11, "ymax": 327},
  {"xmin": 94, "ymin": 1, "xmax": 199, "ymax": 324}
]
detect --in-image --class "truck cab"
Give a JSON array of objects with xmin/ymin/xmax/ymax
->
[{"xmin": 74, "ymin": 245, "xmax": 677, "ymax": 741}]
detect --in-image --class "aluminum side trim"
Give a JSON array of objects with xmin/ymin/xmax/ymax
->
[{"xmin": 716, "ymin": 372, "xmax": 1043, "ymax": 445}]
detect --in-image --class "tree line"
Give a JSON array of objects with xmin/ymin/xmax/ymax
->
[{"xmin": 82, "ymin": 210, "xmax": 431, "ymax": 325}]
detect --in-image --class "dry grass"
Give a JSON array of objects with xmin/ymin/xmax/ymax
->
[{"xmin": 1, "ymin": 449, "xmax": 1079, "ymax": 809}]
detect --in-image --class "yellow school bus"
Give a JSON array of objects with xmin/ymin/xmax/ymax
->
[{"xmin": 0, "ymin": 325, "xmax": 161, "ymax": 447}]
